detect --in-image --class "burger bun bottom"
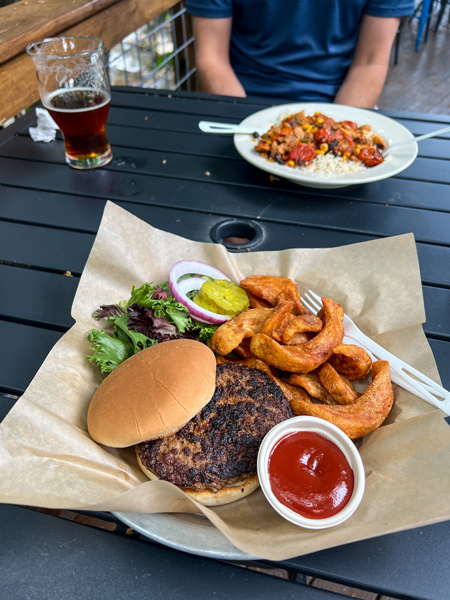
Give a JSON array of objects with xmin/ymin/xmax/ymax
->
[{"xmin": 136, "ymin": 450, "xmax": 259, "ymax": 506}]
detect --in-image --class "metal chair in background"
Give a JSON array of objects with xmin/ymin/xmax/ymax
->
[
  {"xmin": 434, "ymin": 0, "xmax": 450, "ymax": 30},
  {"xmin": 416, "ymin": 0, "xmax": 433, "ymax": 51},
  {"xmin": 393, "ymin": 17, "xmax": 406, "ymax": 64},
  {"xmin": 414, "ymin": 0, "xmax": 449, "ymax": 51}
]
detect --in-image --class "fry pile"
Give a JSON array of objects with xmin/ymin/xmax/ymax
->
[{"xmin": 210, "ymin": 276, "xmax": 394, "ymax": 439}]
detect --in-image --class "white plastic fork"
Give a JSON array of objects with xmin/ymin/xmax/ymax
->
[
  {"xmin": 198, "ymin": 120, "xmax": 265, "ymax": 136},
  {"xmin": 301, "ymin": 289, "xmax": 450, "ymax": 415}
]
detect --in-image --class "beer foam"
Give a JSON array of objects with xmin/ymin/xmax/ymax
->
[{"xmin": 44, "ymin": 88, "xmax": 110, "ymax": 113}]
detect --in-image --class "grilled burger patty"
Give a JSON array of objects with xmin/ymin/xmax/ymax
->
[{"xmin": 137, "ymin": 363, "xmax": 293, "ymax": 493}]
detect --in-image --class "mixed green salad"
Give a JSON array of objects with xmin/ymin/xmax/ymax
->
[{"xmin": 87, "ymin": 280, "xmax": 218, "ymax": 375}]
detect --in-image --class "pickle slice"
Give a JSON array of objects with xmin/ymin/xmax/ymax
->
[{"xmin": 193, "ymin": 279, "xmax": 249, "ymax": 317}]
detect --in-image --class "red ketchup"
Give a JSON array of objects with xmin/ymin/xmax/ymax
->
[{"xmin": 268, "ymin": 431, "xmax": 354, "ymax": 519}]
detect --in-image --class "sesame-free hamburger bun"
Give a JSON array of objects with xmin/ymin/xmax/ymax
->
[
  {"xmin": 87, "ymin": 339, "xmax": 216, "ymax": 448},
  {"xmin": 87, "ymin": 342, "xmax": 292, "ymax": 506},
  {"xmin": 135, "ymin": 362, "xmax": 293, "ymax": 506}
]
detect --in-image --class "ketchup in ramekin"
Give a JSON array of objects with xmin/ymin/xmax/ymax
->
[
  {"xmin": 267, "ymin": 430, "xmax": 354, "ymax": 519},
  {"xmin": 257, "ymin": 416, "xmax": 365, "ymax": 529}
]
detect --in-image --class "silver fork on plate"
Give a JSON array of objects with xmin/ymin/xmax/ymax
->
[
  {"xmin": 383, "ymin": 125, "xmax": 450, "ymax": 156},
  {"xmin": 301, "ymin": 290, "xmax": 450, "ymax": 415}
]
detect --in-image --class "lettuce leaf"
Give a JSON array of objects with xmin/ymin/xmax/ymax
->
[
  {"xmin": 196, "ymin": 323, "xmax": 219, "ymax": 345},
  {"xmin": 87, "ymin": 280, "xmax": 219, "ymax": 375},
  {"xmin": 87, "ymin": 329, "xmax": 133, "ymax": 374},
  {"xmin": 113, "ymin": 313, "xmax": 159, "ymax": 353}
]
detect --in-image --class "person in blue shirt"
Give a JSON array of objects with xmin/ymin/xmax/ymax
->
[{"xmin": 186, "ymin": 0, "xmax": 414, "ymax": 108}]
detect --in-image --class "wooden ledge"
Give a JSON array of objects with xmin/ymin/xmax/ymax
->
[
  {"xmin": 0, "ymin": 0, "xmax": 179, "ymax": 125},
  {"xmin": 0, "ymin": 0, "xmax": 120, "ymax": 65}
]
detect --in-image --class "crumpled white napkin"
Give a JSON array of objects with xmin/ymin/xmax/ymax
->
[{"xmin": 29, "ymin": 107, "xmax": 59, "ymax": 142}]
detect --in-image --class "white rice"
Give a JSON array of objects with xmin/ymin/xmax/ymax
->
[{"xmin": 297, "ymin": 153, "xmax": 368, "ymax": 177}]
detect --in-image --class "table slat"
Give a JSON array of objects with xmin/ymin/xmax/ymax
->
[
  {"xmin": 1, "ymin": 505, "xmax": 347, "ymax": 600},
  {"xmin": 272, "ymin": 518, "xmax": 450, "ymax": 600},
  {"xmin": 0, "ymin": 320, "xmax": 63, "ymax": 395}
]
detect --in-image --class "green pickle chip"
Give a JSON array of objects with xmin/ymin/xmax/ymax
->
[{"xmin": 193, "ymin": 279, "xmax": 249, "ymax": 316}]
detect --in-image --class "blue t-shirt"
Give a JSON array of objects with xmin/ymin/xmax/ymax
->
[{"xmin": 186, "ymin": 0, "xmax": 414, "ymax": 101}]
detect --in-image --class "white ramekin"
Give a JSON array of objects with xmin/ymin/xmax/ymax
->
[{"xmin": 257, "ymin": 416, "xmax": 365, "ymax": 529}]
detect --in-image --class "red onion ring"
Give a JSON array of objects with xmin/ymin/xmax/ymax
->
[{"xmin": 169, "ymin": 260, "xmax": 233, "ymax": 324}]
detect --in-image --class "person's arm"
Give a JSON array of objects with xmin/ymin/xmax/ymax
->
[
  {"xmin": 191, "ymin": 16, "xmax": 246, "ymax": 97},
  {"xmin": 334, "ymin": 15, "xmax": 400, "ymax": 108}
]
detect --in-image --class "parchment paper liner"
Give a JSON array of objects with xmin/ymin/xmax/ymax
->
[{"xmin": 1, "ymin": 201, "xmax": 449, "ymax": 561}]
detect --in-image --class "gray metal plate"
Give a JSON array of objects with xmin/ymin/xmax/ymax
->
[{"xmin": 113, "ymin": 511, "xmax": 259, "ymax": 560}]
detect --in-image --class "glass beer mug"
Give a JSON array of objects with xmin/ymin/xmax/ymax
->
[{"xmin": 27, "ymin": 36, "xmax": 113, "ymax": 169}]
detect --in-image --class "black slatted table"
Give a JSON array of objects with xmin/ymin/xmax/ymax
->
[{"xmin": 1, "ymin": 88, "xmax": 450, "ymax": 600}]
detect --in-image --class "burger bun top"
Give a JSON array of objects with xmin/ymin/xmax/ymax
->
[{"xmin": 87, "ymin": 339, "xmax": 216, "ymax": 448}]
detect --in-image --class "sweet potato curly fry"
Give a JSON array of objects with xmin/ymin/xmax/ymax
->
[
  {"xmin": 276, "ymin": 288, "xmax": 311, "ymax": 315},
  {"xmin": 249, "ymin": 298, "xmax": 345, "ymax": 373},
  {"xmin": 209, "ymin": 307, "xmax": 273, "ymax": 356},
  {"xmin": 245, "ymin": 290, "xmax": 273, "ymax": 309},
  {"xmin": 216, "ymin": 355, "xmax": 231, "ymax": 365},
  {"xmin": 240, "ymin": 275, "xmax": 310, "ymax": 315},
  {"xmin": 282, "ymin": 313, "xmax": 323, "ymax": 343},
  {"xmin": 317, "ymin": 362, "xmax": 361, "ymax": 405},
  {"xmin": 234, "ymin": 338, "xmax": 254, "ymax": 358},
  {"xmin": 289, "ymin": 372, "xmax": 337, "ymax": 405},
  {"xmin": 240, "ymin": 275, "xmax": 297, "ymax": 305},
  {"xmin": 329, "ymin": 344, "xmax": 372, "ymax": 381},
  {"xmin": 288, "ymin": 360, "xmax": 394, "ymax": 439},
  {"xmin": 273, "ymin": 376, "xmax": 312, "ymax": 405},
  {"xmin": 282, "ymin": 332, "xmax": 309, "ymax": 345},
  {"xmin": 260, "ymin": 301, "xmax": 294, "ymax": 338}
]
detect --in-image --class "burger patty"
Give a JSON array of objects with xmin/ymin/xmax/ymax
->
[{"xmin": 137, "ymin": 363, "xmax": 293, "ymax": 493}]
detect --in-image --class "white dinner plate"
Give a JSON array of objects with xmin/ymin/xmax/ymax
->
[{"xmin": 233, "ymin": 103, "xmax": 418, "ymax": 189}]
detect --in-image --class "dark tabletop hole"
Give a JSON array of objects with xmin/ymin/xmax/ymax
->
[
  {"xmin": 224, "ymin": 236, "xmax": 251, "ymax": 244},
  {"xmin": 210, "ymin": 219, "xmax": 264, "ymax": 251}
]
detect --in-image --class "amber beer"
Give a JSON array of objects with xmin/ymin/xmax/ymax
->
[
  {"xmin": 27, "ymin": 37, "xmax": 113, "ymax": 168},
  {"xmin": 45, "ymin": 88, "xmax": 112, "ymax": 167}
]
